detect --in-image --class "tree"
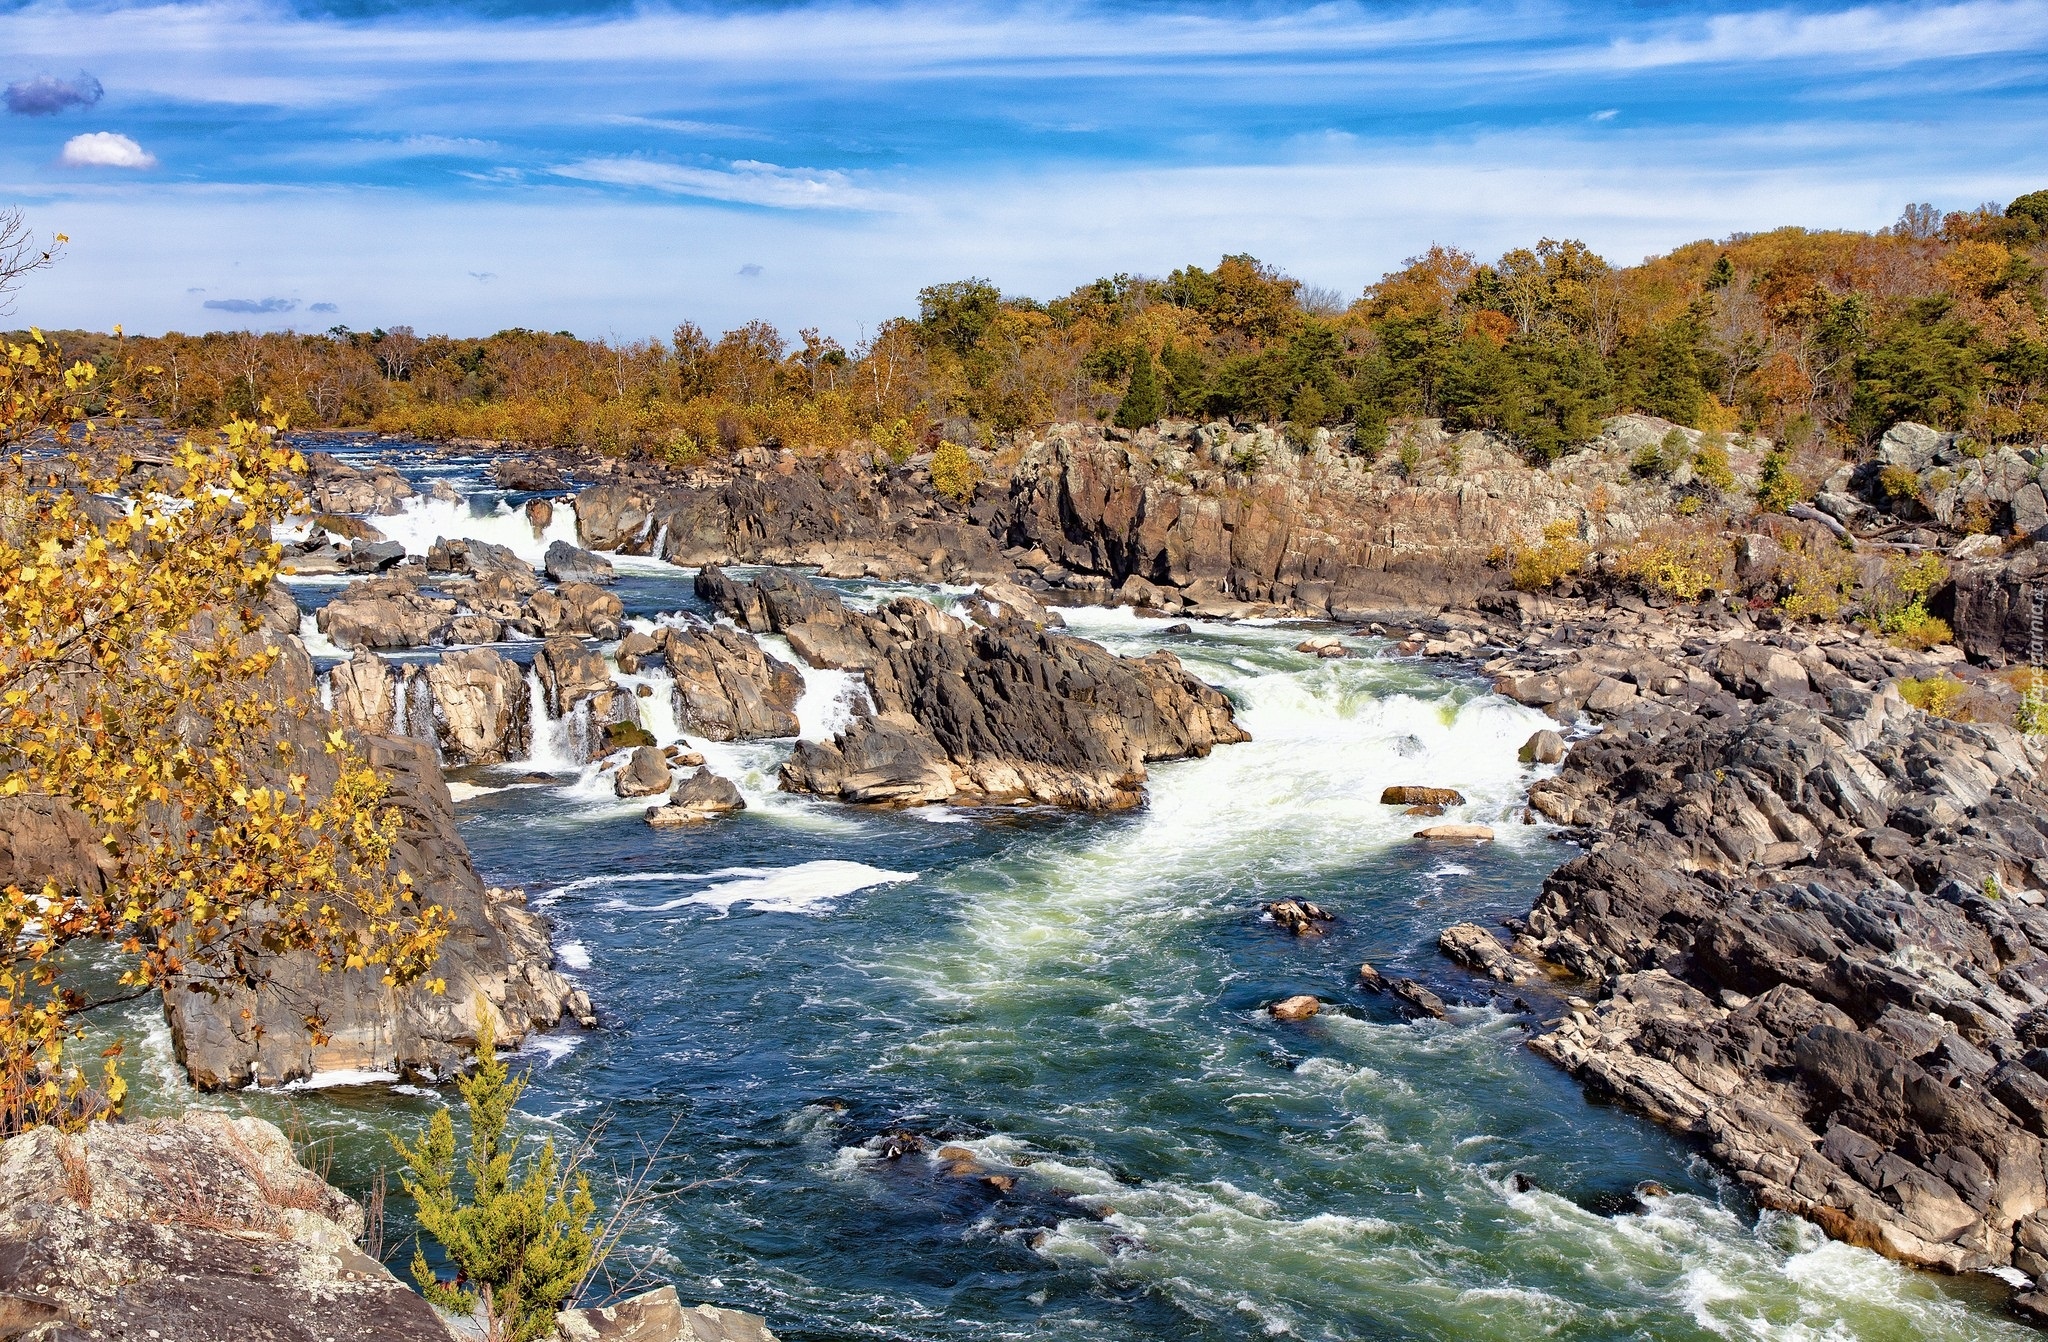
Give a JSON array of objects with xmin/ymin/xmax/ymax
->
[
  {"xmin": 0, "ymin": 331, "xmax": 450, "ymax": 1132},
  {"xmin": 396, "ymin": 1009, "xmax": 597, "ymax": 1342},
  {"xmin": 929, "ymin": 439, "xmax": 979, "ymax": 503},
  {"xmin": 1113, "ymin": 349, "xmax": 1163, "ymax": 429}
]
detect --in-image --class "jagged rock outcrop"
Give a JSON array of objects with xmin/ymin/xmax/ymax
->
[
  {"xmin": 1462, "ymin": 656, "xmax": 2048, "ymax": 1299},
  {"xmin": 573, "ymin": 465, "xmax": 1012, "ymax": 582},
  {"xmin": 614, "ymin": 745, "xmax": 673, "ymax": 798},
  {"xmin": 545, "ymin": 539, "xmax": 616, "ymax": 585},
  {"xmin": 0, "ymin": 1111, "xmax": 452, "ymax": 1341},
  {"xmin": 423, "ymin": 647, "xmax": 532, "ymax": 764},
  {"xmin": 520, "ymin": 581, "xmax": 625, "ymax": 640},
  {"xmin": 314, "ymin": 574, "xmax": 457, "ymax": 649},
  {"xmin": 164, "ymin": 731, "xmax": 591, "ymax": 1087},
  {"xmin": 657, "ymin": 622, "xmax": 803, "ymax": 740},
  {"xmin": 533, "ymin": 635, "xmax": 637, "ymax": 761},
  {"xmin": 697, "ymin": 566, "xmax": 1247, "ymax": 809},
  {"xmin": 326, "ymin": 646, "xmax": 530, "ymax": 765},
  {"xmin": 646, "ymin": 769, "xmax": 748, "ymax": 826}
]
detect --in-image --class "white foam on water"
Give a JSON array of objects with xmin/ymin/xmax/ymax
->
[
  {"xmin": 262, "ymin": 1068, "xmax": 401, "ymax": 1091},
  {"xmin": 298, "ymin": 611, "xmax": 346, "ymax": 661},
  {"xmin": 373, "ymin": 492, "xmax": 580, "ymax": 567},
  {"xmin": 600, "ymin": 860, "xmax": 915, "ymax": 915},
  {"xmin": 557, "ymin": 940, "xmax": 593, "ymax": 970},
  {"xmin": 759, "ymin": 633, "xmax": 868, "ymax": 742},
  {"xmin": 446, "ymin": 780, "xmax": 505, "ymax": 802},
  {"xmin": 520, "ymin": 668, "xmax": 583, "ymax": 772}
]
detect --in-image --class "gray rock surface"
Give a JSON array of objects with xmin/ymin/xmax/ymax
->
[
  {"xmin": 696, "ymin": 567, "xmax": 1247, "ymax": 809},
  {"xmin": 658, "ymin": 622, "xmax": 804, "ymax": 740},
  {"xmin": 0, "ymin": 1111, "xmax": 454, "ymax": 1341},
  {"xmin": 545, "ymin": 539, "xmax": 617, "ymax": 585}
]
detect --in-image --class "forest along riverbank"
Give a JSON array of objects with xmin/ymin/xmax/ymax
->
[{"xmin": 114, "ymin": 434, "xmax": 2022, "ymax": 1340}]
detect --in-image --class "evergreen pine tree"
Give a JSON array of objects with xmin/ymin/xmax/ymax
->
[
  {"xmin": 1114, "ymin": 350, "xmax": 1164, "ymax": 429},
  {"xmin": 395, "ymin": 1010, "xmax": 597, "ymax": 1342}
]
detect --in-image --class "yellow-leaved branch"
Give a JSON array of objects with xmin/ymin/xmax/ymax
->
[{"xmin": 0, "ymin": 329, "xmax": 449, "ymax": 1133}]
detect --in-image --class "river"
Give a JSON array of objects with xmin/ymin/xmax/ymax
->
[{"xmin": 100, "ymin": 440, "xmax": 2028, "ymax": 1341}]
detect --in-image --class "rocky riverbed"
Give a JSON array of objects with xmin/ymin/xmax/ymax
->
[{"xmin": 25, "ymin": 415, "xmax": 2048, "ymax": 1337}]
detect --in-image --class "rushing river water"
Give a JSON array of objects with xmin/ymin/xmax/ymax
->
[{"xmin": 98, "ymin": 441, "xmax": 2031, "ymax": 1341}]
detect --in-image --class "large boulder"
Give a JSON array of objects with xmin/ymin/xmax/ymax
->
[
  {"xmin": 545, "ymin": 539, "xmax": 617, "ymax": 586},
  {"xmin": 521, "ymin": 582, "xmax": 624, "ymax": 640},
  {"xmin": 423, "ymin": 646, "xmax": 530, "ymax": 764},
  {"xmin": 488, "ymin": 456, "xmax": 567, "ymax": 492},
  {"xmin": 1876, "ymin": 422, "xmax": 1950, "ymax": 474},
  {"xmin": 532, "ymin": 636, "xmax": 636, "ymax": 761},
  {"xmin": 614, "ymin": 745, "xmax": 673, "ymax": 798},
  {"xmin": 0, "ymin": 1112, "xmax": 453, "ymax": 1341},
  {"xmin": 646, "ymin": 769, "xmax": 747, "ymax": 826},
  {"xmin": 315, "ymin": 575, "xmax": 456, "ymax": 650},
  {"xmin": 658, "ymin": 623, "xmax": 803, "ymax": 740},
  {"xmin": 427, "ymin": 536, "xmax": 539, "ymax": 588},
  {"xmin": 307, "ymin": 458, "xmax": 414, "ymax": 516}
]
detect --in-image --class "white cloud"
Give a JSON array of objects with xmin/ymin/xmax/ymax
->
[
  {"xmin": 59, "ymin": 131, "xmax": 156, "ymax": 169},
  {"xmin": 550, "ymin": 156, "xmax": 892, "ymax": 211},
  {"xmin": 1591, "ymin": 108, "xmax": 1619, "ymax": 121}
]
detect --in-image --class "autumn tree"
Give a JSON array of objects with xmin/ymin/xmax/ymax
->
[{"xmin": 0, "ymin": 329, "xmax": 450, "ymax": 1132}]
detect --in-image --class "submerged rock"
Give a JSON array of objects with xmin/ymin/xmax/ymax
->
[
  {"xmin": 1383, "ymin": 785, "xmax": 1465, "ymax": 806},
  {"xmin": 1269, "ymin": 995, "xmax": 1321, "ymax": 1021},
  {"xmin": 1414, "ymin": 823, "xmax": 1494, "ymax": 842}
]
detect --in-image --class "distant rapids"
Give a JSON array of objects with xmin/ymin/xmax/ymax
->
[{"xmin": 85, "ymin": 439, "xmax": 2031, "ymax": 1342}]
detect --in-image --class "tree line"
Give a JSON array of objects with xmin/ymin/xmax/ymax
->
[{"xmin": 34, "ymin": 191, "xmax": 2048, "ymax": 463}]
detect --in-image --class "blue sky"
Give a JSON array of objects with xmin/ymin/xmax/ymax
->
[{"xmin": 2, "ymin": 0, "xmax": 2046, "ymax": 340}]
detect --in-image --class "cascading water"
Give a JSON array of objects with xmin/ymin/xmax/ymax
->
[{"xmin": 372, "ymin": 492, "xmax": 580, "ymax": 568}]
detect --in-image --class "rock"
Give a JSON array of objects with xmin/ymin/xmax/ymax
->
[
  {"xmin": 659, "ymin": 623, "xmax": 803, "ymax": 740},
  {"xmin": 1519, "ymin": 730, "xmax": 1566, "ymax": 765},
  {"xmin": 0, "ymin": 1112, "xmax": 451, "ymax": 1341},
  {"xmin": 526, "ymin": 497, "xmax": 555, "ymax": 536},
  {"xmin": 1358, "ymin": 962, "xmax": 1388, "ymax": 991},
  {"xmin": 1438, "ymin": 922, "xmax": 1536, "ymax": 984},
  {"xmin": 522, "ymin": 581, "xmax": 625, "ymax": 640},
  {"xmin": 489, "ymin": 457, "xmax": 567, "ymax": 492},
  {"xmin": 646, "ymin": 770, "xmax": 748, "ymax": 827},
  {"xmin": 545, "ymin": 539, "xmax": 617, "ymax": 585},
  {"xmin": 343, "ymin": 538, "xmax": 407, "ymax": 572},
  {"xmin": 1584, "ymin": 675, "xmax": 1638, "ymax": 715},
  {"xmin": 422, "ymin": 646, "xmax": 529, "ymax": 764},
  {"xmin": 2014, "ymin": 483, "xmax": 2048, "ymax": 538},
  {"xmin": 1391, "ymin": 979, "xmax": 1449, "ymax": 1019},
  {"xmin": 1414, "ymin": 824, "xmax": 1494, "ymax": 841},
  {"xmin": 614, "ymin": 745, "xmax": 674, "ymax": 798},
  {"xmin": 309, "ymin": 459, "xmax": 414, "ymax": 515},
  {"xmin": 313, "ymin": 512, "xmax": 383, "ymax": 543},
  {"xmin": 1296, "ymin": 636, "xmax": 1347, "ymax": 658},
  {"xmin": 1269, "ymin": 994, "xmax": 1321, "ymax": 1021},
  {"xmin": 1263, "ymin": 899, "xmax": 1333, "ymax": 935},
  {"xmin": 1382, "ymin": 786, "xmax": 1465, "ymax": 806},
  {"xmin": 1877, "ymin": 422, "xmax": 1949, "ymax": 474},
  {"xmin": 697, "ymin": 569, "xmax": 1248, "ymax": 810},
  {"xmin": 426, "ymin": 536, "xmax": 537, "ymax": 586},
  {"xmin": 556, "ymin": 1287, "xmax": 780, "ymax": 1342},
  {"xmin": 315, "ymin": 575, "xmax": 457, "ymax": 649},
  {"xmin": 606, "ymin": 745, "xmax": 671, "ymax": 799}
]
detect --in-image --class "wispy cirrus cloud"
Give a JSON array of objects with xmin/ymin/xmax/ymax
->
[{"xmin": 551, "ymin": 156, "xmax": 892, "ymax": 210}]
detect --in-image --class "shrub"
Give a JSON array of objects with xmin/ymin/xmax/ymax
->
[
  {"xmin": 930, "ymin": 440, "xmax": 980, "ymax": 504},
  {"xmin": 1632, "ymin": 427, "xmax": 1691, "ymax": 478},
  {"xmin": 1511, "ymin": 519, "xmax": 1590, "ymax": 591},
  {"xmin": 1898, "ymin": 675, "xmax": 1968, "ymax": 718},
  {"xmin": 1861, "ymin": 552, "xmax": 1952, "ymax": 648},
  {"xmin": 395, "ymin": 1012, "xmax": 597, "ymax": 1342},
  {"xmin": 2019, "ymin": 690, "xmax": 2048, "ymax": 735},
  {"xmin": 603, "ymin": 720, "xmax": 656, "ymax": 749},
  {"xmin": 1397, "ymin": 438, "xmax": 1423, "ymax": 477},
  {"xmin": 1114, "ymin": 352, "xmax": 1164, "ymax": 430},
  {"xmin": 1755, "ymin": 448, "xmax": 1809, "ymax": 512},
  {"xmin": 1350, "ymin": 407, "xmax": 1389, "ymax": 462},
  {"xmin": 1693, "ymin": 442, "xmax": 1736, "ymax": 492},
  {"xmin": 1630, "ymin": 443, "xmax": 1664, "ymax": 477},
  {"xmin": 1776, "ymin": 537, "xmax": 1857, "ymax": 618},
  {"xmin": 870, "ymin": 418, "xmax": 915, "ymax": 467},
  {"xmin": 1877, "ymin": 464, "xmax": 1922, "ymax": 504},
  {"xmin": 1617, "ymin": 526, "xmax": 1731, "ymax": 601},
  {"xmin": 1958, "ymin": 497, "xmax": 1995, "ymax": 535}
]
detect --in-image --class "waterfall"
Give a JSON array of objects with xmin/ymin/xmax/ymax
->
[
  {"xmin": 371, "ymin": 493, "xmax": 581, "ymax": 568},
  {"xmin": 317, "ymin": 672, "xmax": 334, "ymax": 715},
  {"xmin": 391, "ymin": 671, "xmax": 409, "ymax": 737},
  {"xmin": 651, "ymin": 522, "xmax": 669, "ymax": 559},
  {"xmin": 520, "ymin": 666, "xmax": 580, "ymax": 771}
]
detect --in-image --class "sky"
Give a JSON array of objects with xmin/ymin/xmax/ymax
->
[{"xmin": 1, "ymin": 0, "xmax": 2045, "ymax": 341}]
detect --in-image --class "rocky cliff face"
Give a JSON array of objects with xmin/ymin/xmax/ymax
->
[
  {"xmin": 1421, "ymin": 599, "xmax": 2048, "ymax": 1311},
  {"xmin": 697, "ymin": 567, "xmax": 1247, "ymax": 809},
  {"xmin": 0, "ymin": 1111, "xmax": 450, "ymax": 1340}
]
